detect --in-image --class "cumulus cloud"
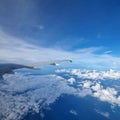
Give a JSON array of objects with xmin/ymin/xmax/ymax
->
[
  {"xmin": 77, "ymin": 88, "xmax": 92, "ymax": 97},
  {"xmin": 82, "ymin": 80, "xmax": 92, "ymax": 89},
  {"xmin": 81, "ymin": 82, "xmax": 120, "ymax": 106},
  {"xmin": 56, "ymin": 69, "xmax": 120, "ymax": 80},
  {"xmin": 56, "ymin": 68, "xmax": 120, "ymax": 106},
  {"xmin": 0, "ymin": 68, "xmax": 120, "ymax": 120},
  {"xmin": 67, "ymin": 78, "xmax": 76, "ymax": 85},
  {"xmin": 92, "ymin": 84, "xmax": 120, "ymax": 105},
  {"xmin": 79, "ymin": 81, "xmax": 120, "ymax": 106},
  {"xmin": 91, "ymin": 83, "xmax": 101, "ymax": 91},
  {"xmin": 0, "ymin": 73, "xmax": 76, "ymax": 120},
  {"xmin": 1, "ymin": 72, "xmax": 92, "ymax": 120}
]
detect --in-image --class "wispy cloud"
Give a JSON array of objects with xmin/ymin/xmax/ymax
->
[
  {"xmin": 0, "ymin": 29, "xmax": 120, "ymax": 69},
  {"xmin": 104, "ymin": 50, "xmax": 112, "ymax": 54},
  {"xmin": 95, "ymin": 109, "xmax": 110, "ymax": 118},
  {"xmin": 0, "ymin": 30, "xmax": 74, "ymax": 63},
  {"xmin": 75, "ymin": 46, "xmax": 103, "ymax": 54},
  {"xmin": 69, "ymin": 110, "xmax": 78, "ymax": 116}
]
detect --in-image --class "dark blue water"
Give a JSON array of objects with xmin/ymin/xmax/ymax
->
[
  {"xmin": 23, "ymin": 94, "xmax": 120, "ymax": 120},
  {"xmin": 43, "ymin": 95, "xmax": 110, "ymax": 120}
]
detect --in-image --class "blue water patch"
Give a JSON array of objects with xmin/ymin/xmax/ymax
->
[
  {"xmin": 22, "ymin": 93, "xmax": 120, "ymax": 120},
  {"xmin": 43, "ymin": 94, "xmax": 109, "ymax": 120}
]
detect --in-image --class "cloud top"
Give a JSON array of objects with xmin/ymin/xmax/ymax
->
[
  {"xmin": 56, "ymin": 69, "xmax": 120, "ymax": 80},
  {"xmin": 56, "ymin": 68, "xmax": 120, "ymax": 106},
  {"xmin": 0, "ymin": 68, "xmax": 120, "ymax": 120},
  {"xmin": 0, "ymin": 73, "xmax": 76, "ymax": 120}
]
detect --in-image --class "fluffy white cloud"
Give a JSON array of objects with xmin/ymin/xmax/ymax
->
[
  {"xmin": 0, "ymin": 68, "xmax": 120, "ymax": 120},
  {"xmin": 92, "ymin": 84, "xmax": 120, "ymax": 105},
  {"xmin": 77, "ymin": 88, "xmax": 92, "ymax": 97},
  {"xmin": 56, "ymin": 69, "xmax": 120, "ymax": 106},
  {"xmin": 82, "ymin": 80, "xmax": 92, "ymax": 89},
  {"xmin": 91, "ymin": 83, "xmax": 101, "ymax": 91},
  {"xmin": 79, "ymin": 81, "xmax": 120, "ymax": 106},
  {"xmin": 56, "ymin": 69, "xmax": 120, "ymax": 80},
  {"xmin": 0, "ymin": 73, "xmax": 76, "ymax": 120},
  {"xmin": 67, "ymin": 78, "xmax": 76, "ymax": 85}
]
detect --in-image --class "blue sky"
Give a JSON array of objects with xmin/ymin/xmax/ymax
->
[
  {"xmin": 0, "ymin": 0, "xmax": 120, "ymax": 50},
  {"xmin": 0, "ymin": 0, "xmax": 120, "ymax": 69}
]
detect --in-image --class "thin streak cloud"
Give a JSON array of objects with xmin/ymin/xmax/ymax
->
[{"xmin": 0, "ymin": 30, "xmax": 120, "ymax": 69}]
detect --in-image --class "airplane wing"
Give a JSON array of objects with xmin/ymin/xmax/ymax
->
[
  {"xmin": 0, "ymin": 59, "xmax": 73, "ymax": 79},
  {"xmin": 28, "ymin": 59, "xmax": 73, "ymax": 68}
]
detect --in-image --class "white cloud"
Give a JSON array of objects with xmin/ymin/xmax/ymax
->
[
  {"xmin": 67, "ymin": 78, "xmax": 76, "ymax": 85},
  {"xmin": 69, "ymin": 110, "xmax": 78, "ymax": 116},
  {"xmin": 55, "ymin": 69, "xmax": 70, "ymax": 73},
  {"xmin": 1, "ymin": 30, "xmax": 120, "ymax": 119},
  {"xmin": 91, "ymin": 83, "xmax": 101, "ymax": 91},
  {"xmin": 75, "ymin": 46, "xmax": 103, "ymax": 54},
  {"xmin": 1, "ymin": 29, "xmax": 120, "ymax": 69},
  {"xmin": 0, "ymin": 30, "xmax": 74, "ymax": 63},
  {"xmin": 92, "ymin": 84, "xmax": 120, "ymax": 105},
  {"xmin": 56, "ymin": 69, "xmax": 120, "ymax": 106},
  {"xmin": 82, "ymin": 80, "xmax": 92, "ymax": 89},
  {"xmin": 0, "ymin": 73, "xmax": 76, "ymax": 120},
  {"xmin": 0, "ymin": 68, "xmax": 120, "ymax": 120},
  {"xmin": 79, "ymin": 81, "xmax": 120, "ymax": 106},
  {"xmin": 80, "ymin": 82, "xmax": 120, "ymax": 106},
  {"xmin": 95, "ymin": 109, "xmax": 110, "ymax": 118},
  {"xmin": 56, "ymin": 69, "xmax": 120, "ymax": 80},
  {"xmin": 77, "ymin": 88, "xmax": 92, "ymax": 97}
]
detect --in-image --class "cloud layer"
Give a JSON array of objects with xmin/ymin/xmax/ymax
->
[
  {"xmin": 0, "ymin": 30, "xmax": 73, "ymax": 63},
  {"xmin": 1, "ymin": 29, "xmax": 120, "ymax": 69},
  {"xmin": 56, "ymin": 69, "xmax": 120, "ymax": 80},
  {"xmin": 0, "ymin": 68, "xmax": 120, "ymax": 120},
  {"xmin": 0, "ymin": 73, "xmax": 76, "ymax": 120},
  {"xmin": 56, "ymin": 69, "xmax": 120, "ymax": 106}
]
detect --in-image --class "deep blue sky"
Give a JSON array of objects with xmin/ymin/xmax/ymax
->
[{"xmin": 0, "ymin": 0, "xmax": 120, "ymax": 54}]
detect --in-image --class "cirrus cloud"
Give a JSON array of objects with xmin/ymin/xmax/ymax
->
[{"xmin": 0, "ymin": 29, "xmax": 120, "ymax": 69}]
